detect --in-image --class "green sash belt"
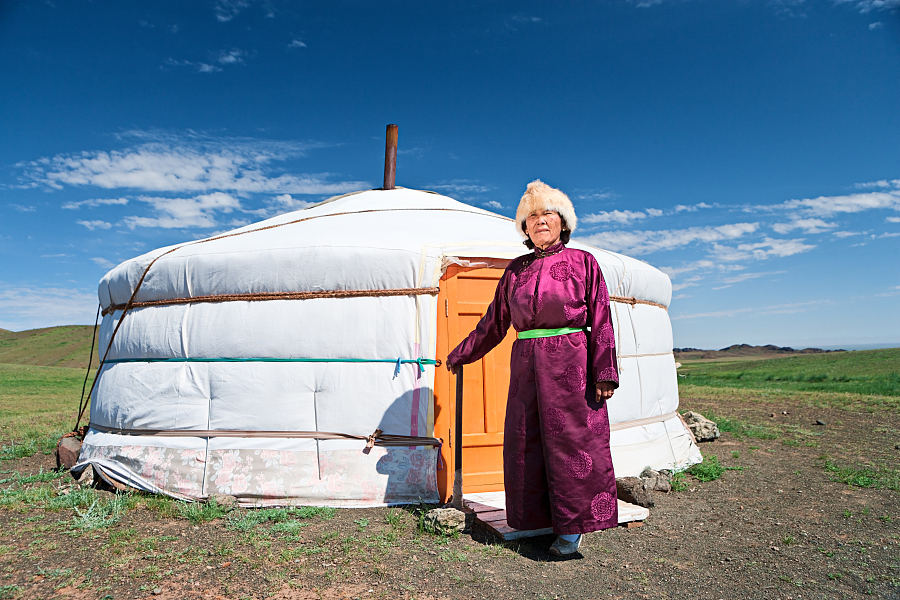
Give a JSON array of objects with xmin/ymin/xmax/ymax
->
[{"xmin": 516, "ymin": 327, "xmax": 586, "ymax": 340}]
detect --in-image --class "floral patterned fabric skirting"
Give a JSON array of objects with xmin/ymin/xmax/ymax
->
[{"xmin": 76, "ymin": 441, "xmax": 439, "ymax": 507}]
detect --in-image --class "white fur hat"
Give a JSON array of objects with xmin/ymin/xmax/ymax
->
[{"xmin": 514, "ymin": 180, "xmax": 577, "ymax": 239}]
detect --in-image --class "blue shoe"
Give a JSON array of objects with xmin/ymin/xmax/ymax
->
[{"xmin": 548, "ymin": 534, "xmax": 582, "ymax": 556}]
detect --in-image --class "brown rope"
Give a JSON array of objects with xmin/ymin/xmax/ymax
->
[
  {"xmin": 101, "ymin": 287, "xmax": 441, "ymax": 316},
  {"xmin": 88, "ymin": 423, "xmax": 441, "ymax": 447},
  {"xmin": 610, "ymin": 295, "xmax": 668, "ymax": 311}
]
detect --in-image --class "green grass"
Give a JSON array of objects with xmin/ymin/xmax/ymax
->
[
  {"xmin": 822, "ymin": 459, "xmax": 899, "ymax": 491},
  {"xmin": 678, "ymin": 348, "xmax": 900, "ymax": 397},
  {"xmin": 0, "ymin": 325, "xmax": 99, "ymax": 369},
  {"xmin": 0, "ymin": 363, "xmax": 93, "ymax": 460},
  {"xmin": 703, "ymin": 412, "xmax": 778, "ymax": 439}
]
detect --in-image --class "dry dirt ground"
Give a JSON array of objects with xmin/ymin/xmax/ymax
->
[{"xmin": 1, "ymin": 394, "xmax": 898, "ymax": 600}]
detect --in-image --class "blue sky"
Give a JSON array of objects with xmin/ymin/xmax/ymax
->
[{"xmin": 1, "ymin": 0, "xmax": 898, "ymax": 349}]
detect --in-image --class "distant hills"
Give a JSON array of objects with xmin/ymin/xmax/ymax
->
[
  {"xmin": 674, "ymin": 344, "xmax": 844, "ymax": 360},
  {"xmin": 0, "ymin": 325, "xmax": 99, "ymax": 369}
]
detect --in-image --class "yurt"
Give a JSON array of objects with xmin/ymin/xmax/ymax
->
[{"xmin": 74, "ymin": 158, "xmax": 701, "ymax": 508}]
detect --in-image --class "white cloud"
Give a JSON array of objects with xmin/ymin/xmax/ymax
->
[
  {"xmin": 835, "ymin": 0, "xmax": 900, "ymax": 14},
  {"xmin": 9, "ymin": 204, "xmax": 36, "ymax": 212},
  {"xmin": 288, "ymin": 39, "xmax": 307, "ymax": 49},
  {"xmin": 574, "ymin": 190, "xmax": 615, "ymax": 201},
  {"xmin": 658, "ymin": 260, "xmax": 716, "ymax": 277},
  {"xmin": 77, "ymin": 220, "xmax": 112, "ymax": 231},
  {"xmin": 63, "ymin": 197, "xmax": 129, "ymax": 209},
  {"xmin": 887, "ymin": 216, "xmax": 900, "ymax": 223},
  {"xmin": 581, "ymin": 209, "xmax": 662, "ymax": 225},
  {"xmin": 216, "ymin": 48, "xmax": 247, "ymax": 65},
  {"xmin": 165, "ymin": 58, "xmax": 223, "ymax": 73},
  {"xmin": 91, "ymin": 257, "xmax": 116, "ymax": 269},
  {"xmin": 870, "ymin": 21, "xmax": 884, "ymax": 28},
  {"xmin": 215, "ymin": 0, "xmax": 250, "ymax": 22},
  {"xmin": 576, "ymin": 222, "xmax": 759, "ymax": 255},
  {"xmin": 41, "ymin": 254, "xmax": 66, "ymax": 258},
  {"xmin": 428, "ymin": 180, "xmax": 493, "ymax": 195},
  {"xmin": 855, "ymin": 179, "xmax": 900, "ymax": 189},
  {"xmin": 721, "ymin": 271, "xmax": 786, "ymax": 285},
  {"xmin": 771, "ymin": 218, "xmax": 837, "ymax": 234},
  {"xmin": 0, "ymin": 284, "xmax": 99, "ymax": 331},
  {"xmin": 124, "ymin": 192, "xmax": 242, "ymax": 229},
  {"xmin": 833, "ymin": 230, "xmax": 864, "ymax": 238},
  {"xmin": 672, "ymin": 300, "xmax": 827, "ymax": 321},
  {"xmin": 19, "ymin": 132, "xmax": 368, "ymax": 195},
  {"xmin": 712, "ymin": 237, "xmax": 815, "ymax": 261},
  {"xmin": 265, "ymin": 193, "xmax": 314, "ymax": 215},
  {"xmin": 774, "ymin": 190, "xmax": 900, "ymax": 218},
  {"xmin": 671, "ymin": 281, "xmax": 699, "ymax": 291},
  {"xmin": 483, "ymin": 200, "xmax": 506, "ymax": 210}
]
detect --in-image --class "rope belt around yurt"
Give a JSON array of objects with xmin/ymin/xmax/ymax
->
[
  {"xmin": 516, "ymin": 326, "xmax": 586, "ymax": 339},
  {"xmin": 88, "ymin": 424, "xmax": 440, "ymax": 449},
  {"xmin": 103, "ymin": 356, "xmax": 441, "ymax": 376}
]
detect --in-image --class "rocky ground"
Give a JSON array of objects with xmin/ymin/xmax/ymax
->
[{"xmin": 0, "ymin": 393, "xmax": 897, "ymax": 600}]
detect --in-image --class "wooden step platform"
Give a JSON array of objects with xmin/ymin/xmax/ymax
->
[{"xmin": 464, "ymin": 492, "xmax": 649, "ymax": 541}]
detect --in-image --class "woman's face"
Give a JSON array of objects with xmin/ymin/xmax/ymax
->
[{"xmin": 525, "ymin": 209, "xmax": 562, "ymax": 249}]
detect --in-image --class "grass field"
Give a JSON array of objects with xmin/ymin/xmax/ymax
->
[
  {"xmin": 0, "ymin": 363, "xmax": 90, "ymax": 458},
  {"xmin": 678, "ymin": 348, "xmax": 900, "ymax": 397},
  {"xmin": 0, "ymin": 325, "xmax": 99, "ymax": 369}
]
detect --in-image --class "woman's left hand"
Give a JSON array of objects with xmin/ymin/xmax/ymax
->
[{"xmin": 596, "ymin": 381, "xmax": 615, "ymax": 402}]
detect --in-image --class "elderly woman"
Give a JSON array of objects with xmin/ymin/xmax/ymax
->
[{"xmin": 447, "ymin": 180, "xmax": 619, "ymax": 556}]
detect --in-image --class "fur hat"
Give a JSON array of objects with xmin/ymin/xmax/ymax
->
[{"xmin": 515, "ymin": 180, "xmax": 577, "ymax": 239}]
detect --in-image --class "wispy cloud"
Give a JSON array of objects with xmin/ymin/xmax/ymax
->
[
  {"xmin": 582, "ymin": 208, "xmax": 663, "ymax": 225},
  {"xmin": 771, "ymin": 218, "xmax": 837, "ymax": 234},
  {"xmin": 835, "ymin": 0, "xmax": 900, "ymax": 14},
  {"xmin": 77, "ymin": 220, "xmax": 112, "ymax": 231},
  {"xmin": 576, "ymin": 222, "xmax": 759, "ymax": 255},
  {"xmin": 672, "ymin": 300, "xmax": 828, "ymax": 321},
  {"xmin": 63, "ymin": 197, "xmax": 128, "ymax": 210},
  {"xmin": 870, "ymin": 21, "xmax": 884, "ymax": 28},
  {"xmin": 288, "ymin": 39, "xmax": 307, "ymax": 49},
  {"xmin": 124, "ymin": 192, "xmax": 242, "ymax": 229},
  {"xmin": 711, "ymin": 237, "xmax": 815, "ymax": 261},
  {"xmin": 483, "ymin": 200, "xmax": 508, "ymax": 210},
  {"xmin": 886, "ymin": 216, "xmax": 900, "ymax": 223},
  {"xmin": 721, "ymin": 271, "xmax": 786, "ymax": 285},
  {"xmin": 9, "ymin": 204, "xmax": 36, "ymax": 212},
  {"xmin": 91, "ymin": 257, "xmax": 116, "ymax": 269},
  {"xmin": 164, "ymin": 48, "xmax": 248, "ymax": 73},
  {"xmin": 19, "ymin": 131, "xmax": 368, "ymax": 195},
  {"xmin": 215, "ymin": 0, "xmax": 250, "ymax": 22},
  {"xmin": 770, "ymin": 189, "xmax": 900, "ymax": 218},
  {"xmin": 0, "ymin": 284, "xmax": 99, "ymax": 331},
  {"xmin": 427, "ymin": 180, "xmax": 493, "ymax": 195}
]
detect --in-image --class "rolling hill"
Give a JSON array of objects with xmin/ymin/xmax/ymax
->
[{"xmin": 0, "ymin": 325, "xmax": 99, "ymax": 369}]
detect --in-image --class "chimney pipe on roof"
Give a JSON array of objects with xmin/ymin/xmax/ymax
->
[{"xmin": 383, "ymin": 124, "xmax": 398, "ymax": 190}]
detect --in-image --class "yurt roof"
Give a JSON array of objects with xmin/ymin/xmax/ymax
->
[{"xmin": 99, "ymin": 188, "xmax": 671, "ymax": 310}]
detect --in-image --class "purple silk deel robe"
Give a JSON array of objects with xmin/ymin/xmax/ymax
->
[{"xmin": 448, "ymin": 243, "xmax": 620, "ymax": 534}]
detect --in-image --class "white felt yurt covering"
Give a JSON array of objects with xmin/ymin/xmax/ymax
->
[{"xmin": 74, "ymin": 188, "xmax": 701, "ymax": 506}]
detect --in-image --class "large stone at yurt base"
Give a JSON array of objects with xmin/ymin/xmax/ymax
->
[{"xmin": 74, "ymin": 188, "xmax": 701, "ymax": 507}]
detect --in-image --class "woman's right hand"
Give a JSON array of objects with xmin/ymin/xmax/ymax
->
[{"xmin": 447, "ymin": 361, "xmax": 459, "ymax": 375}]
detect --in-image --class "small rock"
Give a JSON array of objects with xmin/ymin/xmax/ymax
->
[
  {"xmin": 895, "ymin": 444, "xmax": 900, "ymax": 450},
  {"xmin": 681, "ymin": 411, "xmax": 720, "ymax": 442},
  {"xmin": 816, "ymin": 420, "xmax": 826, "ymax": 426},
  {"xmin": 616, "ymin": 477, "xmax": 654, "ymax": 508},
  {"xmin": 75, "ymin": 465, "xmax": 94, "ymax": 485},
  {"xmin": 423, "ymin": 507, "xmax": 469, "ymax": 534},
  {"xmin": 639, "ymin": 468, "xmax": 672, "ymax": 493},
  {"xmin": 152, "ymin": 588, "xmax": 162, "ymax": 596},
  {"xmin": 56, "ymin": 435, "xmax": 82, "ymax": 471},
  {"xmin": 782, "ymin": 411, "xmax": 789, "ymax": 416},
  {"xmin": 208, "ymin": 493, "xmax": 239, "ymax": 510}
]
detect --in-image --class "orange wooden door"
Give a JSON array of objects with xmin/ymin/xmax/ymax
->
[{"xmin": 434, "ymin": 264, "xmax": 514, "ymax": 501}]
